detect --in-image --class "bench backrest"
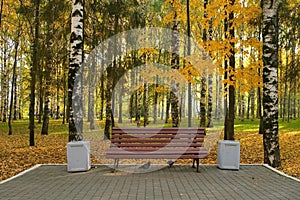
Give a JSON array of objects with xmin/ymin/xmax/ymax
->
[{"xmin": 110, "ymin": 127, "xmax": 206, "ymax": 149}]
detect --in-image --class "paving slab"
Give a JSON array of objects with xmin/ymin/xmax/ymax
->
[{"xmin": 0, "ymin": 164, "xmax": 300, "ymax": 200}]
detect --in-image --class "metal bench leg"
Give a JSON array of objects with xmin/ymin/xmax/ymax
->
[
  {"xmin": 195, "ymin": 158, "xmax": 199, "ymax": 172},
  {"xmin": 113, "ymin": 159, "xmax": 119, "ymax": 172}
]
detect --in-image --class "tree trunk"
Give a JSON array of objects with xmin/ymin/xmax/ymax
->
[
  {"xmin": 200, "ymin": 0, "xmax": 207, "ymax": 127},
  {"xmin": 88, "ymin": 57, "xmax": 95, "ymax": 130},
  {"xmin": 170, "ymin": 0, "xmax": 180, "ymax": 127},
  {"xmin": 104, "ymin": 66, "xmax": 113, "ymax": 139},
  {"xmin": 247, "ymin": 95, "xmax": 250, "ymax": 119},
  {"xmin": 9, "ymin": 35, "xmax": 20, "ymax": 135},
  {"xmin": 291, "ymin": 45, "xmax": 296, "ymax": 120},
  {"xmin": 179, "ymin": 87, "xmax": 185, "ymax": 118},
  {"xmin": 18, "ymin": 62, "xmax": 23, "ymax": 120},
  {"xmin": 136, "ymin": 76, "xmax": 142, "ymax": 127},
  {"xmin": 29, "ymin": 0, "xmax": 40, "ymax": 146},
  {"xmin": 0, "ymin": 0, "xmax": 3, "ymax": 27},
  {"xmin": 41, "ymin": 63, "xmax": 51, "ymax": 135},
  {"xmin": 153, "ymin": 75, "xmax": 158, "ymax": 124},
  {"xmin": 257, "ymin": 7, "xmax": 263, "ymax": 122},
  {"xmin": 241, "ymin": 93, "xmax": 245, "ymax": 122},
  {"xmin": 278, "ymin": 49, "xmax": 283, "ymax": 118},
  {"xmin": 257, "ymin": 86, "xmax": 262, "ymax": 119},
  {"xmin": 206, "ymin": 75, "xmax": 213, "ymax": 127},
  {"xmin": 1, "ymin": 42, "xmax": 8, "ymax": 122},
  {"xmin": 224, "ymin": 0, "xmax": 235, "ymax": 141},
  {"xmin": 13, "ymin": 70, "xmax": 18, "ymax": 121},
  {"xmin": 118, "ymin": 78, "xmax": 123, "ymax": 124},
  {"xmin": 207, "ymin": 1, "xmax": 214, "ymax": 127},
  {"xmin": 100, "ymin": 74, "xmax": 104, "ymax": 121},
  {"xmin": 143, "ymin": 83, "xmax": 148, "ymax": 127},
  {"xmin": 223, "ymin": 6, "xmax": 228, "ymax": 138},
  {"xmin": 62, "ymin": 71, "xmax": 66, "ymax": 124},
  {"xmin": 261, "ymin": 0, "xmax": 281, "ymax": 167},
  {"xmin": 282, "ymin": 50, "xmax": 288, "ymax": 121},
  {"xmin": 215, "ymin": 76, "xmax": 219, "ymax": 120},
  {"xmin": 129, "ymin": 94, "xmax": 134, "ymax": 123},
  {"xmin": 41, "ymin": 24, "xmax": 53, "ymax": 135},
  {"xmin": 165, "ymin": 87, "xmax": 171, "ymax": 124},
  {"xmin": 0, "ymin": 0, "xmax": 3, "ymax": 119},
  {"xmin": 200, "ymin": 76, "xmax": 206, "ymax": 127},
  {"xmin": 56, "ymin": 67, "xmax": 61, "ymax": 119},
  {"xmin": 187, "ymin": 0, "xmax": 192, "ymax": 127},
  {"xmin": 161, "ymin": 91, "xmax": 165, "ymax": 121},
  {"xmin": 217, "ymin": 75, "xmax": 223, "ymax": 120},
  {"xmin": 38, "ymin": 67, "xmax": 43, "ymax": 124},
  {"xmin": 293, "ymin": 75, "xmax": 297, "ymax": 120},
  {"xmin": 287, "ymin": 86, "xmax": 291, "ymax": 122},
  {"xmin": 68, "ymin": 0, "xmax": 84, "ymax": 142},
  {"xmin": 250, "ymin": 87, "xmax": 255, "ymax": 121}
]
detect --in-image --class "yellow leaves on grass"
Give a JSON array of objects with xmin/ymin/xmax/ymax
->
[
  {"xmin": 1, "ymin": 128, "xmax": 299, "ymax": 181},
  {"xmin": 277, "ymin": 133, "xmax": 300, "ymax": 178},
  {"xmin": 238, "ymin": 131, "xmax": 300, "ymax": 179},
  {"xmin": 0, "ymin": 134, "xmax": 67, "ymax": 182}
]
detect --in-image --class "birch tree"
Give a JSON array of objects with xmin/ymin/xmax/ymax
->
[
  {"xmin": 261, "ymin": 0, "xmax": 281, "ymax": 167},
  {"xmin": 68, "ymin": 0, "xmax": 84, "ymax": 141}
]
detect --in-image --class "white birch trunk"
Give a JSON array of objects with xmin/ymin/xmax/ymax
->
[
  {"xmin": 68, "ymin": 0, "xmax": 84, "ymax": 141},
  {"xmin": 262, "ymin": 0, "xmax": 281, "ymax": 167}
]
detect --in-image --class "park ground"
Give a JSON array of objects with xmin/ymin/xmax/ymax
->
[{"xmin": 0, "ymin": 119, "xmax": 299, "ymax": 182}]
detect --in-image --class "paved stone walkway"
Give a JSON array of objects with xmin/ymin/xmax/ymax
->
[{"xmin": 1, "ymin": 164, "xmax": 300, "ymax": 200}]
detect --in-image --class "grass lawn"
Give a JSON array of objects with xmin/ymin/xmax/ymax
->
[{"xmin": 0, "ymin": 118, "xmax": 299, "ymax": 181}]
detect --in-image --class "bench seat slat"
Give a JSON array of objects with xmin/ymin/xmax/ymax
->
[
  {"xmin": 110, "ymin": 138, "xmax": 204, "ymax": 143},
  {"xmin": 107, "ymin": 147, "xmax": 205, "ymax": 152},
  {"xmin": 110, "ymin": 143, "xmax": 204, "ymax": 148},
  {"xmin": 113, "ymin": 128, "xmax": 205, "ymax": 133},
  {"xmin": 106, "ymin": 154, "xmax": 208, "ymax": 159},
  {"xmin": 111, "ymin": 134, "xmax": 205, "ymax": 139}
]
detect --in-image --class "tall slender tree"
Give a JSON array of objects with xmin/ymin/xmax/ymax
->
[
  {"xmin": 8, "ymin": 24, "xmax": 21, "ymax": 135},
  {"xmin": 261, "ymin": 0, "xmax": 281, "ymax": 167},
  {"xmin": 41, "ymin": 27, "xmax": 52, "ymax": 135},
  {"xmin": 0, "ymin": 0, "xmax": 3, "ymax": 27},
  {"xmin": 200, "ymin": 0, "xmax": 208, "ymax": 128},
  {"xmin": 68, "ymin": 0, "xmax": 84, "ymax": 141},
  {"xmin": 187, "ymin": 0, "xmax": 192, "ymax": 127},
  {"xmin": 29, "ymin": 0, "xmax": 40, "ymax": 146},
  {"xmin": 170, "ymin": 0, "xmax": 180, "ymax": 127},
  {"xmin": 224, "ymin": 0, "xmax": 235, "ymax": 140}
]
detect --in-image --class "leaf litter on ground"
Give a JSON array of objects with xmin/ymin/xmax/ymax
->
[{"xmin": 0, "ymin": 127, "xmax": 299, "ymax": 181}]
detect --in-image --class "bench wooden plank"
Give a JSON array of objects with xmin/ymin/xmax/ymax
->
[
  {"xmin": 106, "ymin": 155, "xmax": 208, "ymax": 159},
  {"xmin": 107, "ymin": 147, "xmax": 206, "ymax": 152},
  {"xmin": 111, "ymin": 138, "xmax": 204, "ymax": 143},
  {"xmin": 109, "ymin": 144, "xmax": 205, "ymax": 148}
]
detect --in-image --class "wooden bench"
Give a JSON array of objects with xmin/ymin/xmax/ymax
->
[{"xmin": 106, "ymin": 127, "xmax": 208, "ymax": 172}]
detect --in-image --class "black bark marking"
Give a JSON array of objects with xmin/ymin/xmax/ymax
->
[
  {"xmin": 74, "ymin": 0, "xmax": 83, "ymax": 6},
  {"xmin": 72, "ymin": 9, "xmax": 83, "ymax": 17},
  {"xmin": 70, "ymin": 32, "xmax": 83, "ymax": 43}
]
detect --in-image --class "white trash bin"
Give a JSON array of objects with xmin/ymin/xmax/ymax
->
[
  {"xmin": 217, "ymin": 140, "xmax": 240, "ymax": 170},
  {"xmin": 67, "ymin": 141, "xmax": 91, "ymax": 172}
]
